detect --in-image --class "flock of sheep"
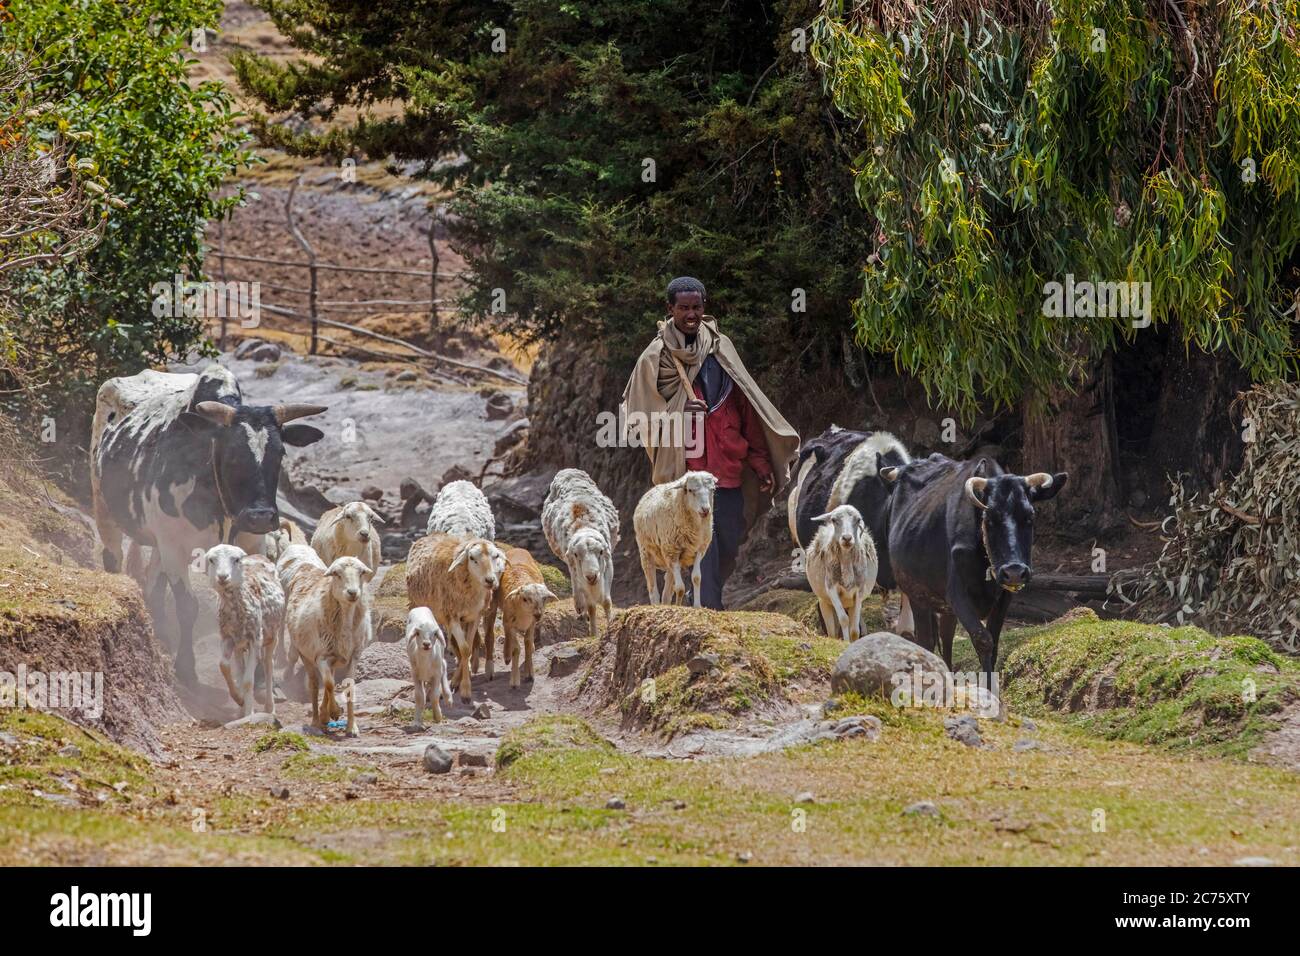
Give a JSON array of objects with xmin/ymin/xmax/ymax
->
[{"xmin": 202, "ymin": 461, "xmax": 874, "ymax": 734}]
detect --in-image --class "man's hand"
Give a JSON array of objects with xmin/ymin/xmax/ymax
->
[
  {"xmin": 757, "ymin": 472, "xmax": 774, "ymax": 494},
  {"xmin": 684, "ymin": 398, "xmax": 708, "ymax": 413}
]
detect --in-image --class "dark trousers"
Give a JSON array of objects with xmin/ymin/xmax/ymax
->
[{"xmin": 692, "ymin": 486, "xmax": 745, "ymax": 610}]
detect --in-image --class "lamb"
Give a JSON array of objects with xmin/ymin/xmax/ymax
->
[
  {"xmin": 282, "ymin": 553, "xmax": 373, "ymax": 734},
  {"xmin": 406, "ymin": 532, "xmax": 504, "ymax": 702},
  {"xmin": 542, "ymin": 468, "xmax": 619, "ymax": 636},
  {"xmin": 311, "ymin": 501, "xmax": 384, "ymax": 581},
  {"xmin": 406, "ymin": 606, "xmax": 453, "ymax": 727},
  {"xmin": 481, "ymin": 548, "xmax": 558, "ymax": 688},
  {"xmin": 203, "ymin": 545, "xmax": 285, "ymax": 718},
  {"xmin": 426, "ymin": 479, "xmax": 495, "ymax": 539},
  {"xmin": 263, "ymin": 516, "xmax": 307, "ymax": 563},
  {"xmin": 633, "ymin": 470, "xmax": 718, "ymax": 606},
  {"xmin": 805, "ymin": 504, "xmax": 878, "ymax": 642}
]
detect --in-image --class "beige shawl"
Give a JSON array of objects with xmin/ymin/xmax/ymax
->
[{"xmin": 620, "ymin": 316, "xmax": 800, "ymax": 531}]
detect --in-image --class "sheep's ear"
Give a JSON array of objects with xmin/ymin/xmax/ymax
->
[
  {"xmin": 363, "ymin": 504, "xmax": 387, "ymax": 526},
  {"xmin": 811, "ymin": 511, "xmax": 835, "ymax": 523},
  {"xmin": 448, "ymin": 546, "xmax": 468, "ymax": 573},
  {"xmin": 542, "ymin": 587, "xmax": 559, "ymax": 603},
  {"xmin": 358, "ymin": 562, "xmax": 373, "ymax": 577}
]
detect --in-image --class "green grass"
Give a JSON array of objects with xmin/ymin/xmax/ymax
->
[
  {"xmin": 252, "ymin": 731, "xmax": 309, "ymax": 754},
  {"xmin": 1000, "ymin": 609, "xmax": 1300, "ymax": 758}
]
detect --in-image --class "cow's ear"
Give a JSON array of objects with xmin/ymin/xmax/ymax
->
[
  {"xmin": 879, "ymin": 466, "xmax": 899, "ymax": 483},
  {"xmin": 1027, "ymin": 471, "xmax": 1068, "ymax": 502},
  {"xmin": 281, "ymin": 424, "xmax": 324, "ymax": 447},
  {"xmin": 972, "ymin": 457, "xmax": 989, "ymax": 478}
]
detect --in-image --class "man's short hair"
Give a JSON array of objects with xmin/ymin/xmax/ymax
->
[{"xmin": 666, "ymin": 276, "xmax": 706, "ymax": 305}]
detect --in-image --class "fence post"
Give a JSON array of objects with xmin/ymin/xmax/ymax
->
[
  {"xmin": 217, "ymin": 218, "xmax": 228, "ymax": 350},
  {"xmin": 285, "ymin": 174, "xmax": 319, "ymax": 354},
  {"xmin": 428, "ymin": 208, "xmax": 440, "ymax": 339}
]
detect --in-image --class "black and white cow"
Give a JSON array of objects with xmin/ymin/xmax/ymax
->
[
  {"xmin": 787, "ymin": 426, "xmax": 913, "ymax": 632},
  {"xmin": 881, "ymin": 453, "xmax": 1067, "ymax": 680},
  {"xmin": 91, "ymin": 364, "xmax": 326, "ymax": 685}
]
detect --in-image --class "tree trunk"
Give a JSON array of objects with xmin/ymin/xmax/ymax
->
[{"xmin": 1020, "ymin": 353, "xmax": 1122, "ymax": 540}]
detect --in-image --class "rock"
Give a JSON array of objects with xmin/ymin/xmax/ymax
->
[
  {"xmin": 0, "ymin": 731, "xmax": 19, "ymax": 750},
  {"xmin": 353, "ymin": 773, "xmax": 378, "ymax": 786},
  {"xmin": 58, "ymin": 744, "xmax": 82, "ymax": 758},
  {"xmin": 324, "ymin": 487, "xmax": 363, "ymax": 506},
  {"xmin": 830, "ymin": 632, "xmax": 950, "ymax": 700},
  {"xmin": 484, "ymin": 391, "xmax": 514, "ymax": 421},
  {"xmin": 605, "ymin": 796, "xmax": 626, "ymax": 810},
  {"xmin": 548, "ymin": 644, "xmax": 584, "ymax": 677},
  {"xmin": 351, "ymin": 678, "xmax": 413, "ymax": 711},
  {"xmin": 795, "ymin": 791, "xmax": 815, "ymax": 804},
  {"xmin": 423, "ymin": 744, "xmax": 453, "ymax": 774},
  {"xmin": 671, "ymin": 799, "xmax": 687, "ymax": 810},
  {"xmin": 736, "ymin": 851, "xmax": 753, "ymax": 864},
  {"xmin": 1020, "ymin": 718, "xmax": 1037, "ymax": 733},
  {"xmin": 355, "ymin": 641, "xmax": 411, "ymax": 682},
  {"xmin": 1232, "ymin": 857, "xmax": 1276, "ymax": 867},
  {"xmin": 1012, "ymin": 738, "xmax": 1041, "ymax": 753},
  {"xmin": 944, "ymin": 714, "xmax": 984, "ymax": 748},
  {"xmin": 471, "ymin": 701, "xmax": 492, "ymax": 720},
  {"xmin": 270, "ymin": 786, "xmax": 290, "ymax": 800},
  {"xmin": 395, "ymin": 369, "xmax": 418, "ymax": 383},
  {"xmin": 687, "ymin": 652, "xmax": 720, "ymax": 676},
  {"xmin": 361, "ymin": 485, "xmax": 385, "ymax": 501},
  {"xmin": 441, "ymin": 464, "xmax": 472, "ymax": 487},
  {"xmin": 223, "ymin": 712, "xmax": 282, "ymax": 731},
  {"xmin": 458, "ymin": 752, "xmax": 490, "ymax": 768},
  {"xmin": 234, "ymin": 338, "xmax": 281, "ymax": 362},
  {"xmin": 903, "ymin": 800, "xmax": 940, "ymax": 817},
  {"xmin": 826, "ymin": 715, "xmax": 882, "ymax": 740}
]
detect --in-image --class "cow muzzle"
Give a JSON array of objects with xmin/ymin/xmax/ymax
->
[
  {"xmin": 236, "ymin": 507, "xmax": 279, "ymax": 535},
  {"xmin": 996, "ymin": 562, "xmax": 1030, "ymax": 591}
]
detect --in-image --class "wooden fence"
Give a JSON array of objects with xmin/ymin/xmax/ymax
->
[{"xmin": 206, "ymin": 175, "xmax": 524, "ymax": 386}]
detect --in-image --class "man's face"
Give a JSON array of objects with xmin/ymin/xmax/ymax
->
[{"xmin": 669, "ymin": 291, "xmax": 704, "ymax": 335}]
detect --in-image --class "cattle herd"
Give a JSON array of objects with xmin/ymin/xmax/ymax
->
[{"xmin": 89, "ymin": 364, "xmax": 1067, "ymax": 731}]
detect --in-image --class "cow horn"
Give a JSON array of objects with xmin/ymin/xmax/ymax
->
[
  {"xmin": 273, "ymin": 403, "xmax": 328, "ymax": 425},
  {"xmin": 1025, "ymin": 472, "xmax": 1054, "ymax": 489},
  {"xmin": 965, "ymin": 476, "xmax": 989, "ymax": 510},
  {"xmin": 193, "ymin": 401, "xmax": 237, "ymax": 427}
]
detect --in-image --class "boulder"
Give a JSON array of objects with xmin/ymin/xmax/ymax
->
[
  {"xmin": 830, "ymin": 632, "xmax": 949, "ymax": 700},
  {"xmin": 484, "ymin": 391, "xmax": 514, "ymax": 421},
  {"xmin": 423, "ymin": 745, "xmax": 453, "ymax": 774},
  {"xmin": 548, "ymin": 643, "xmax": 584, "ymax": 677}
]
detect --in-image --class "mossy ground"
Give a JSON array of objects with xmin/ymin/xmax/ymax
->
[
  {"xmin": 998, "ymin": 609, "xmax": 1300, "ymax": 758},
  {"xmin": 737, "ymin": 587, "xmax": 888, "ymax": 636},
  {"xmin": 3, "ymin": 708, "xmax": 1297, "ymax": 865}
]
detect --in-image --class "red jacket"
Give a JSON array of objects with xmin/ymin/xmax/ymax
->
[{"xmin": 685, "ymin": 378, "xmax": 772, "ymax": 489}]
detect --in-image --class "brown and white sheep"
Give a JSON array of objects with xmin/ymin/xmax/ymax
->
[
  {"xmin": 406, "ymin": 533, "xmax": 504, "ymax": 702},
  {"xmin": 283, "ymin": 554, "xmax": 373, "ymax": 734},
  {"xmin": 311, "ymin": 501, "xmax": 384, "ymax": 581},
  {"xmin": 481, "ymin": 548, "xmax": 558, "ymax": 689}
]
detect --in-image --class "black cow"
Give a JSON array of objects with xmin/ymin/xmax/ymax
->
[
  {"xmin": 91, "ymin": 365, "xmax": 326, "ymax": 685},
  {"xmin": 881, "ymin": 453, "xmax": 1067, "ymax": 679},
  {"xmin": 788, "ymin": 426, "xmax": 913, "ymax": 629}
]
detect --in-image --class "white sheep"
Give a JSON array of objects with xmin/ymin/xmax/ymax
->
[
  {"xmin": 805, "ymin": 504, "xmax": 878, "ymax": 642},
  {"xmin": 426, "ymin": 479, "xmax": 495, "ymax": 539},
  {"xmin": 283, "ymin": 554, "xmax": 373, "ymax": 735},
  {"xmin": 311, "ymin": 501, "xmax": 384, "ymax": 581},
  {"xmin": 542, "ymin": 468, "xmax": 619, "ymax": 636},
  {"xmin": 204, "ymin": 544, "xmax": 285, "ymax": 718},
  {"xmin": 633, "ymin": 470, "xmax": 718, "ymax": 606},
  {"xmin": 406, "ymin": 533, "xmax": 504, "ymax": 702},
  {"xmin": 406, "ymin": 606, "xmax": 453, "ymax": 727}
]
